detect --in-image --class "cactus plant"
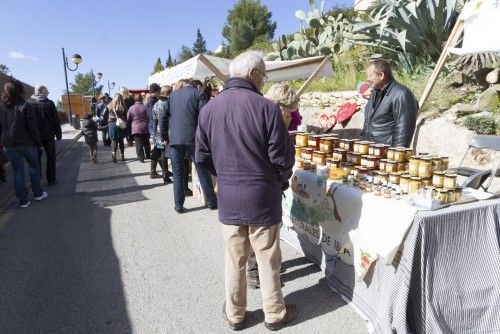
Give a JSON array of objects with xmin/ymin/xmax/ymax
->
[{"xmin": 266, "ymin": 0, "xmax": 353, "ymax": 61}]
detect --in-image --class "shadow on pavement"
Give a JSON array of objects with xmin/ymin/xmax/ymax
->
[{"xmin": 0, "ymin": 142, "xmax": 133, "ymax": 333}]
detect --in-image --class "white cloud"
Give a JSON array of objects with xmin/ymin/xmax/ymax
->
[{"xmin": 8, "ymin": 51, "xmax": 37, "ymax": 61}]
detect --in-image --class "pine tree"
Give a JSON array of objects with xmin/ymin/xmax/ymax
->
[
  {"xmin": 177, "ymin": 45, "xmax": 194, "ymax": 63},
  {"xmin": 70, "ymin": 72, "xmax": 103, "ymax": 96},
  {"xmin": 166, "ymin": 50, "xmax": 174, "ymax": 68},
  {"xmin": 192, "ymin": 28, "xmax": 208, "ymax": 55},
  {"xmin": 152, "ymin": 57, "xmax": 165, "ymax": 74}
]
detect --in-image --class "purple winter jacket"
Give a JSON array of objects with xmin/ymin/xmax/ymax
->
[
  {"xmin": 195, "ymin": 78, "xmax": 295, "ymax": 226},
  {"xmin": 127, "ymin": 102, "xmax": 149, "ymax": 135}
]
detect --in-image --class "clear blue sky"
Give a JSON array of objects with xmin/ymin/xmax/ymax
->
[{"xmin": 0, "ymin": 0, "xmax": 351, "ymax": 101}]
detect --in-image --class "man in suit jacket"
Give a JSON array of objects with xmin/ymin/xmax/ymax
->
[{"xmin": 361, "ymin": 59, "xmax": 418, "ymax": 147}]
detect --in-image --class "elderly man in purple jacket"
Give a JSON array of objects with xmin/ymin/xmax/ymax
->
[{"xmin": 195, "ymin": 51, "xmax": 296, "ymax": 331}]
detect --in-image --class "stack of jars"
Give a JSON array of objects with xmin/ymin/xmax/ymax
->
[{"xmin": 293, "ymin": 132, "xmax": 339, "ymax": 174}]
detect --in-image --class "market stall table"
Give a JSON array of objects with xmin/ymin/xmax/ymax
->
[{"xmin": 281, "ymin": 168, "xmax": 500, "ymax": 333}]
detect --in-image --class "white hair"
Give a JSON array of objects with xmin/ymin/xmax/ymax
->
[
  {"xmin": 229, "ymin": 51, "xmax": 265, "ymax": 78},
  {"xmin": 35, "ymin": 85, "xmax": 48, "ymax": 95}
]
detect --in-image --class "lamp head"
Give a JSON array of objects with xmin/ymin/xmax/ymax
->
[{"xmin": 71, "ymin": 54, "xmax": 82, "ymax": 64}]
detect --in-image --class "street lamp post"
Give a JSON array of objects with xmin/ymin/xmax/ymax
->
[
  {"xmin": 91, "ymin": 70, "xmax": 102, "ymax": 97},
  {"xmin": 107, "ymin": 80, "xmax": 115, "ymax": 95},
  {"xmin": 62, "ymin": 47, "xmax": 82, "ymax": 127}
]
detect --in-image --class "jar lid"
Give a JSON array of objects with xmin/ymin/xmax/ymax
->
[
  {"xmin": 314, "ymin": 150, "xmax": 325, "ymax": 154},
  {"xmin": 410, "ymin": 176, "xmax": 422, "ymax": 180},
  {"xmin": 378, "ymin": 171, "xmax": 389, "ymax": 176},
  {"xmin": 386, "ymin": 160, "xmax": 397, "ymax": 164},
  {"xmin": 444, "ymin": 173, "xmax": 457, "ymax": 177},
  {"xmin": 405, "ymin": 148, "xmax": 413, "ymax": 151},
  {"xmin": 421, "ymin": 157, "xmax": 432, "ymax": 161},
  {"xmin": 438, "ymin": 188, "xmax": 448, "ymax": 193},
  {"xmin": 433, "ymin": 171, "xmax": 445, "ymax": 175},
  {"xmin": 389, "ymin": 172, "xmax": 400, "ymax": 176},
  {"xmin": 410, "ymin": 155, "xmax": 420, "ymax": 159},
  {"xmin": 396, "ymin": 147, "xmax": 407, "ymax": 151}
]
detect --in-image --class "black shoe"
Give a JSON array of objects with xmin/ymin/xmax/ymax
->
[
  {"xmin": 150, "ymin": 172, "xmax": 162, "ymax": 179},
  {"xmin": 163, "ymin": 176, "xmax": 173, "ymax": 184},
  {"xmin": 264, "ymin": 303, "xmax": 297, "ymax": 331},
  {"xmin": 185, "ymin": 188, "xmax": 193, "ymax": 197},
  {"xmin": 139, "ymin": 158, "xmax": 145, "ymax": 163},
  {"xmin": 165, "ymin": 170, "xmax": 173, "ymax": 177},
  {"xmin": 207, "ymin": 203, "xmax": 218, "ymax": 210},
  {"xmin": 47, "ymin": 181, "xmax": 58, "ymax": 187},
  {"xmin": 174, "ymin": 207, "xmax": 185, "ymax": 214},
  {"xmin": 222, "ymin": 302, "xmax": 246, "ymax": 331}
]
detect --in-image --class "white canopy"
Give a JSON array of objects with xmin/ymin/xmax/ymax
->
[
  {"xmin": 449, "ymin": 0, "xmax": 500, "ymax": 55},
  {"xmin": 148, "ymin": 54, "xmax": 333, "ymax": 86}
]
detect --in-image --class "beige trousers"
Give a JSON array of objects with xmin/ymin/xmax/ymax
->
[{"xmin": 221, "ymin": 223, "xmax": 286, "ymax": 324}]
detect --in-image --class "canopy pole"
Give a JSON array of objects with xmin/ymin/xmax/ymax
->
[
  {"xmin": 198, "ymin": 54, "xmax": 229, "ymax": 83},
  {"xmin": 296, "ymin": 56, "xmax": 331, "ymax": 97},
  {"xmin": 418, "ymin": 19, "xmax": 464, "ymax": 109}
]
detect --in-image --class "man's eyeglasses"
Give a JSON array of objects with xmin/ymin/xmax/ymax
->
[{"xmin": 254, "ymin": 68, "xmax": 268, "ymax": 83}]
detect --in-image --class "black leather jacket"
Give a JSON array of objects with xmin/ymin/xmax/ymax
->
[{"xmin": 361, "ymin": 80, "xmax": 418, "ymax": 147}]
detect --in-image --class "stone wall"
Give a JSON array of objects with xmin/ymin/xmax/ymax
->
[{"xmin": 298, "ymin": 91, "xmax": 367, "ymax": 138}]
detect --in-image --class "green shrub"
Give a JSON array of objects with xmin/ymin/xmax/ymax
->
[{"xmin": 464, "ymin": 116, "xmax": 498, "ymax": 135}]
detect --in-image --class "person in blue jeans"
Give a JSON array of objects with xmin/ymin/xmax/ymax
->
[
  {"xmin": 0, "ymin": 80, "xmax": 48, "ymax": 208},
  {"xmin": 160, "ymin": 81, "xmax": 216, "ymax": 213}
]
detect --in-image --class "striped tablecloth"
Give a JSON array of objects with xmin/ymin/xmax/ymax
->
[{"xmin": 281, "ymin": 198, "xmax": 500, "ymax": 333}]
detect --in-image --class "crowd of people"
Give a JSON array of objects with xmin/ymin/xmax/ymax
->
[{"xmin": 1, "ymin": 49, "xmax": 418, "ymax": 331}]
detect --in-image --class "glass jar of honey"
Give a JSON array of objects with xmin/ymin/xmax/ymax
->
[
  {"xmin": 422, "ymin": 178, "xmax": 432, "ymax": 186},
  {"xmin": 308, "ymin": 135, "xmax": 320, "ymax": 149},
  {"xmin": 397, "ymin": 161, "xmax": 406, "ymax": 172},
  {"xmin": 345, "ymin": 139, "xmax": 355, "ymax": 152},
  {"xmin": 319, "ymin": 138, "xmax": 334, "ymax": 152},
  {"xmin": 325, "ymin": 152, "xmax": 333, "ymax": 159},
  {"xmin": 372, "ymin": 144, "xmax": 385, "ymax": 157},
  {"xmin": 399, "ymin": 174, "xmax": 411, "ymax": 194},
  {"xmin": 332, "ymin": 148, "xmax": 347, "ymax": 162},
  {"xmin": 389, "ymin": 172, "xmax": 400, "ymax": 185},
  {"xmin": 431, "ymin": 156, "xmax": 442, "ymax": 172},
  {"xmin": 418, "ymin": 157, "xmax": 432, "ymax": 178},
  {"xmin": 358, "ymin": 141, "xmax": 369, "ymax": 155},
  {"xmin": 295, "ymin": 158, "xmax": 304, "ymax": 169},
  {"xmin": 443, "ymin": 173, "xmax": 457, "ymax": 190},
  {"xmin": 312, "ymin": 151, "xmax": 327, "ymax": 166},
  {"xmin": 432, "ymin": 171, "xmax": 445, "ymax": 187},
  {"xmin": 366, "ymin": 155, "xmax": 380, "ymax": 169},
  {"xmin": 387, "ymin": 147, "xmax": 396, "ymax": 160},
  {"xmin": 408, "ymin": 156, "xmax": 420, "ymax": 176},
  {"xmin": 294, "ymin": 145, "xmax": 302, "ymax": 158},
  {"xmin": 405, "ymin": 148, "xmax": 413, "ymax": 162},
  {"xmin": 326, "ymin": 158, "xmax": 341, "ymax": 169},
  {"xmin": 379, "ymin": 159, "xmax": 388, "ymax": 172},
  {"xmin": 385, "ymin": 160, "xmax": 398, "ymax": 173},
  {"xmin": 394, "ymin": 147, "xmax": 407, "ymax": 162},
  {"xmin": 340, "ymin": 161, "xmax": 355, "ymax": 174},
  {"xmin": 295, "ymin": 133, "xmax": 308, "ymax": 147},
  {"xmin": 440, "ymin": 157, "xmax": 449, "ymax": 171},
  {"xmin": 353, "ymin": 141, "xmax": 361, "ymax": 153},
  {"xmin": 301, "ymin": 147, "xmax": 314, "ymax": 161},
  {"xmin": 437, "ymin": 188, "xmax": 448, "ymax": 204},
  {"xmin": 409, "ymin": 177, "xmax": 422, "ymax": 194},
  {"xmin": 374, "ymin": 171, "xmax": 388, "ymax": 185}
]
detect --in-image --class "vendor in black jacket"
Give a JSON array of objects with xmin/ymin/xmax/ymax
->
[{"xmin": 361, "ymin": 59, "xmax": 418, "ymax": 147}]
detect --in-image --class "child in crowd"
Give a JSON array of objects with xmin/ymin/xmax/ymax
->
[{"xmin": 81, "ymin": 112, "xmax": 99, "ymax": 163}]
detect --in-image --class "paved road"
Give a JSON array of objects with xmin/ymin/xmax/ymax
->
[{"xmin": 0, "ymin": 139, "xmax": 367, "ymax": 334}]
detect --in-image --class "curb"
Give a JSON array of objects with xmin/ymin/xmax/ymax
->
[{"xmin": 0, "ymin": 132, "xmax": 83, "ymax": 213}]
